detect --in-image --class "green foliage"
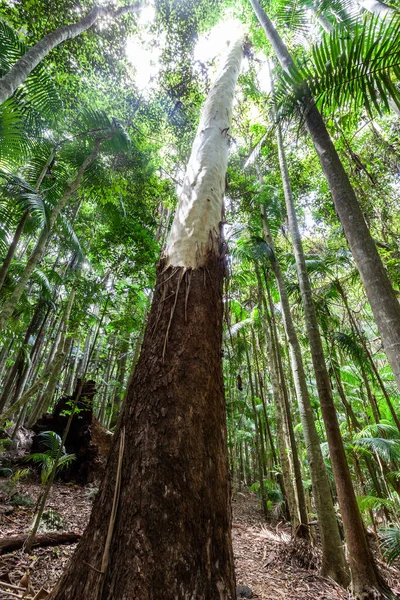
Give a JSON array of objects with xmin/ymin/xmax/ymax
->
[
  {"xmin": 278, "ymin": 14, "xmax": 400, "ymax": 119},
  {"xmin": 26, "ymin": 431, "xmax": 76, "ymax": 484},
  {"xmin": 379, "ymin": 526, "xmax": 400, "ymax": 565}
]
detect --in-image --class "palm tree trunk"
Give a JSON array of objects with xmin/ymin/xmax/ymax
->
[
  {"xmin": 0, "ymin": 4, "xmax": 139, "ymax": 105},
  {"xmin": 261, "ymin": 52, "xmax": 387, "ymax": 597},
  {"xmin": 49, "ymin": 36, "xmax": 244, "ymax": 600},
  {"xmin": 0, "ymin": 210, "xmax": 29, "ymax": 292},
  {"xmin": 28, "ymin": 292, "xmax": 75, "ymax": 427},
  {"xmin": 261, "ymin": 207, "xmax": 349, "ymax": 585},
  {"xmin": 245, "ymin": 340, "xmax": 268, "ymax": 518},
  {"xmin": 255, "ymin": 271, "xmax": 299, "ymax": 529},
  {"xmin": 263, "ymin": 275, "xmax": 310, "ymax": 535},
  {"xmin": 249, "ymin": 0, "xmax": 400, "ymax": 406}
]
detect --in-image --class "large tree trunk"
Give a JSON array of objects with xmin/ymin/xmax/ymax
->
[
  {"xmin": 0, "ymin": 4, "xmax": 139, "ymax": 105},
  {"xmin": 261, "ymin": 208, "xmax": 349, "ymax": 586},
  {"xmin": 49, "ymin": 261, "xmax": 236, "ymax": 600},
  {"xmin": 49, "ymin": 35, "xmax": 244, "ymax": 599}
]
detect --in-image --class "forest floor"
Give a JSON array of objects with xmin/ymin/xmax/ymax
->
[{"xmin": 0, "ymin": 482, "xmax": 400, "ymax": 599}]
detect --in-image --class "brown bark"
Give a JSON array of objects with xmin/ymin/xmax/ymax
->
[
  {"xmin": 49, "ymin": 254, "xmax": 236, "ymax": 600},
  {"xmin": 0, "ymin": 532, "xmax": 80, "ymax": 554}
]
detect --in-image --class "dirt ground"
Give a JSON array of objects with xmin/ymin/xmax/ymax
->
[{"xmin": 0, "ymin": 482, "xmax": 400, "ymax": 599}]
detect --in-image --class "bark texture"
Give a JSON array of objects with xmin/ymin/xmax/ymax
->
[{"xmin": 49, "ymin": 255, "xmax": 236, "ymax": 599}]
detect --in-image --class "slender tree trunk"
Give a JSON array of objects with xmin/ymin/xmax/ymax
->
[
  {"xmin": 0, "ymin": 210, "xmax": 29, "ymax": 292},
  {"xmin": 256, "ymin": 341, "xmax": 289, "ymax": 518},
  {"xmin": 249, "ymin": 0, "xmax": 400, "ymax": 401},
  {"xmin": 256, "ymin": 274, "xmax": 299, "ymax": 528},
  {"xmin": 0, "ymin": 4, "xmax": 139, "ymax": 105},
  {"xmin": 245, "ymin": 340, "xmax": 268, "ymax": 518},
  {"xmin": 49, "ymin": 36, "xmax": 244, "ymax": 600},
  {"xmin": 330, "ymin": 354, "xmax": 391, "ymax": 516},
  {"xmin": 28, "ymin": 292, "xmax": 75, "ymax": 427},
  {"xmin": 0, "ymin": 340, "xmax": 12, "ymax": 381},
  {"xmin": 263, "ymin": 276, "xmax": 310, "ymax": 535},
  {"xmin": 267, "ymin": 64, "xmax": 387, "ymax": 598},
  {"xmin": 65, "ymin": 340, "xmax": 80, "ymax": 396},
  {"xmin": 0, "ymin": 138, "xmax": 103, "ymax": 333},
  {"xmin": 261, "ymin": 207, "xmax": 349, "ymax": 585}
]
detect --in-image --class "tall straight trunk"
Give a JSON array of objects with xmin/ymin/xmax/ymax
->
[
  {"xmin": 49, "ymin": 36, "xmax": 244, "ymax": 600},
  {"xmin": 0, "ymin": 211, "xmax": 29, "ymax": 292},
  {"xmin": 0, "ymin": 300, "xmax": 46, "ymax": 412},
  {"xmin": 268, "ymin": 65, "xmax": 385, "ymax": 599},
  {"xmin": 255, "ymin": 273, "xmax": 298, "ymax": 528},
  {"xmin": 0, "ymin": 339, "xmax": 12, "ymax": 381},
  {"xmin": 245, "ymin": 340, "xmax": 268, "ymax": 518},
  {"xmin": 249, "ymin": 0, "xmax": 400, "ymax": 404},
  {"xmin": 250, "ymin": 4, "xmax": 396, "ymax": 594},
  {"xmin": 261, "ymin": 207, "xmax": 349, "ymax": 585},
  {"xmin": 0, "ymin": 138, "xmax": 103, "ymax": 333},
  {"xmin": 329, "ymin": 351, "xmax": 391, "ymax": 515},
  {"xmin": 263, "ymin": 276, "xmax": 310, "ymax": 535},
  {"xmin": 65, "ymin": 340, "xmax": 80, "ymax": 396},
  {"xmin": 28, "ymin": 292, "xmax": 75, "ymax": 427},
  {"xmin": 0, "ymin": 4, "xmax": 139, "ymax": 105},
  {"xmin": 256, "ymin": 341, "xmax": 289, "ymax": 517}
]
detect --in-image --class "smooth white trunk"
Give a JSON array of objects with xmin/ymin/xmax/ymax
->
[{"xmin": 166, "ymin": 36, "xmax": 244, "ymax": 268}]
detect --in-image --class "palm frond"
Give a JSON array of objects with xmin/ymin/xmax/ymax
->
[
  {"xmin": 352, "ymin": 436, "xmax": 400, "ymax": 463},
  {"xmin": 276, "ymin": 14, "xmax": 400, "ymax": 119},
  {"xmin": 333, "ymin": 331, "xmax": 369, "ymax": 368},
  {"xmin": 0, "ymin": 171, "xmax": 47, "ymax": 227},
  {"xmin": 0, "ymin": 19, "xmax": 61, "ymax": 118},
  {"xmin": 379, "ymin": 526, "xmax": 400, "ymax": 565},
  {"xmin": 357, "ymin": 494, "xmax": 393, "ymax": 512}
]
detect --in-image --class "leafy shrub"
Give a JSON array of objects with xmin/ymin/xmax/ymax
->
[{"xmin": 26, "ymin": 431, "xmax": 75, "ymax": 484}]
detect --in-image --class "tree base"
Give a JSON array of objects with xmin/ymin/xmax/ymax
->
[{"xmin": 49, "ymin": 254, "xmax": 236, "ymax": 599}]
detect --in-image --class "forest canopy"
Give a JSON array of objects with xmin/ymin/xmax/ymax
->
[{"xmin": 1, "ymin": 1, "xmax": 400, "ymax": 599}]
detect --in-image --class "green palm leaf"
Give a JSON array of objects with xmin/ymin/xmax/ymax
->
[
  {"xmin": 276, "ymin": 14, "xmax": 400, "ymax": 119},
  {"xmin": 379, "ymin": 526, "xmax": 400, "ymax": 565}
]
